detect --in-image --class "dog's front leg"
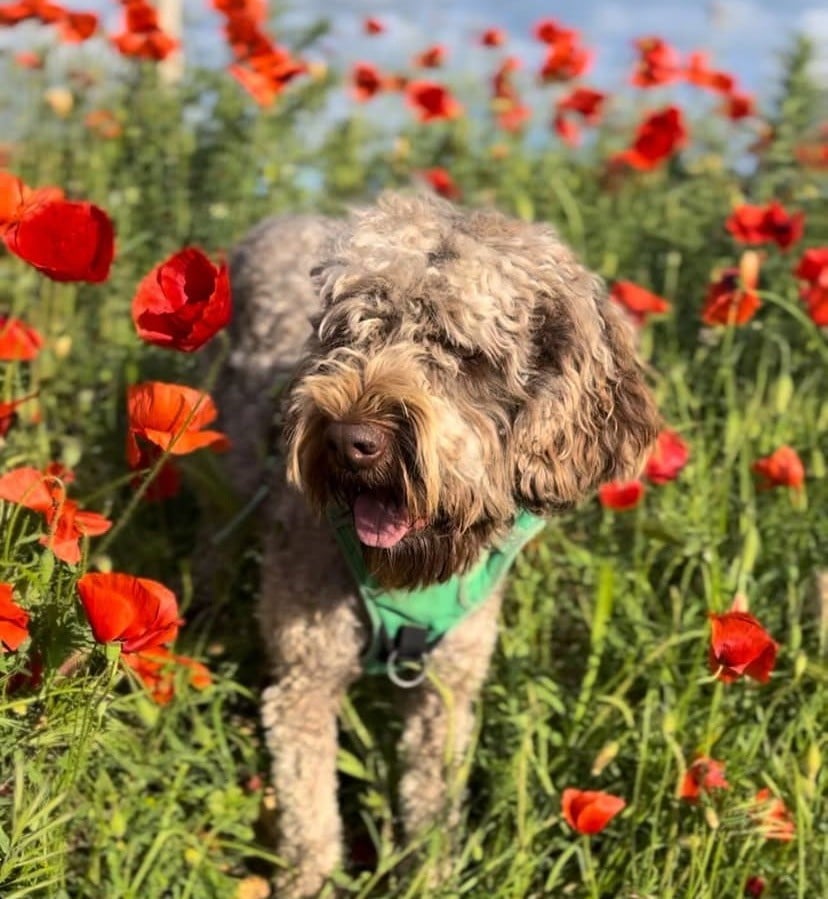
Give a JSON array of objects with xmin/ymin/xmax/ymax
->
[
  {"xmin": 397, "ymin": 592, "xmax": 503, "ymax": 853},
  {"xmin": 258, "ymin": 527, "xmax": 364, "ymax": 898}
]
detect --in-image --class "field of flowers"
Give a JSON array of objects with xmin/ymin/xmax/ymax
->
[{"xmin": 0, "ymin": 2, "xmax": 826, "ymax": 898}]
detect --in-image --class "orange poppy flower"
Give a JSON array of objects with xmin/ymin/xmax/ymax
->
[
  {"xmin": 57, "ymin": 11, "xmax": 98, "ymax": 43},
  {"xmin": 644, "ymin": 429, "xmax": 689, "ymax": 484},
  {"xmin": 418, "ymin": 168, "xmax": 460, "ymax": 201},
  {"xmin": 122, "ymin": 647, "xmax": 212, "ymax": 705},
  {"xmin": 480, "ymin": 27, "xmax": 505, "ymax": 47},
  {"xmin": 13, "ymin": 50, "xmax": 43, "ymax": 68},
  {"xmin": 752, "ymin": 446, "xmax": 805, "ymax": 489},
  {"xmin": 750, "ymin": 788, "xmax": 795, "ymax": 841},
  {"xmin": 132, "ymin": 247, "xmax": 231, "ymax": 353},
  {"xmin": 701, "ymin": 251, "xmax": 761, "ymax": 326},
  {"xmin": 0, "ymin": 465, "xmax": 55, "ymax": 512},
  {"xmin": 363, "ymin": 16, "xmax": 384, "ymax": 35},
  {"xmin": 793, "ymin": 247, "xmax": 828, "ymax": 326},
  {"xmin": 351, "ymin": 62, "xmax": 385, "ymax": 102},
  {"xmin": 631, "ymin": 36, "xmax": 681, "ymax": 88},
  {"xmin": 40, "ymin": 498, "xmax": 111, "ymax": 564},
  {"xmin": 77, "ymin": 572, "xmax": 182, "ymax": 654},
  {"xmin": 0, "ymin": 316, "xmax": 44, "ymax": 361},
  {"xmin": 598, "ymin": 480, "xmax": 645, "ymax": 510},
  {"xmin": 0, "ymin": 171, "xmax": 64, "ymax": 233},
  {"xmin": 561, "ymin": 788, "xmax": 626, "ymax": 834},
  {"xmin": 413, "ymin": 44, "xmax": 446, "ymax": 69},
  {"xmin": 725, "ymin": 201, "xmax": 804, "ymax": 250},
  {"xmin": 3, "ymin": 197, "xmax": 114, "ymax": 283},
  {"xmin": 126, "ymin": 381, "xmax": 229, "ymax": 466},
  {"xmin": 708, "ymin": 611, "xmax": 779, "ymax": 683},
  {"xmin": 405, "ymin": 81, "xmax": 463, "ymax": 122},
  {"xmin": 684, "ymin": 51, "xmax": 735, "ymax": 93},
  {"xmin": 679, "ymin": 756, "xmax": 730, "ymax": 802},
  {"xmin": 612, "ymin": 105, "xmax": 687, "ymax": 171},
  {"xmin": 84, "ymin": 109, "xmax": 123, "ymax": 140},
  {"xmin": 0, "ymin": 583, "xmax": 29, "ymax": 652},
  {"xmin": 609, "ymin": 280, "xmax": 671, "ymax": 325}
]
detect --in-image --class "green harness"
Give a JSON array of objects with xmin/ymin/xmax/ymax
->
[{"xmin": 328, "ymin": 508, "xmax": 546, "ymax": 684}]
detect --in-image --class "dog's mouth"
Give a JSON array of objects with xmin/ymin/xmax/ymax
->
[{"xmin": 351, "ymin": 492, "xmax": 426, "ymax": 548}]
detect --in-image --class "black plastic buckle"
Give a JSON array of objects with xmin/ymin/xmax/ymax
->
[{"xmin": 384, "ymin": 625, "xmax": 430, "ymax": 688}]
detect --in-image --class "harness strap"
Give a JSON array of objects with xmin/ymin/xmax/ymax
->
[{"xmin": 329, "ymin": 508, "xmax": 546, "ymax": 683}]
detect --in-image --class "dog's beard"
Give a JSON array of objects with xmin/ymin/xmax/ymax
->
[{"xmin": 287, "ymin": 413, "xmax": 505, "ymax": 590}]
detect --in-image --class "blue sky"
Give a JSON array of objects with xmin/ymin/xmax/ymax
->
[{"xmin": 46, "ymin": 0, "xmax": 827, "ymax": 97}]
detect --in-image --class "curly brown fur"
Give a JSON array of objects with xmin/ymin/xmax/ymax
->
[{"xmin": 217, "ymin": 192, "xmax": 660, "ymax": 896}]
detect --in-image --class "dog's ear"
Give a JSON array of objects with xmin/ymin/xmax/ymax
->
[{"xmin": 512, "ymin": 268, "xmax": 660, "ymax": 512}]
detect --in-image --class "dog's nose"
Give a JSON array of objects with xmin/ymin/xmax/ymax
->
[{"xmin": 325, "ymin": 421, "xmax": 388, "ymax": 469}]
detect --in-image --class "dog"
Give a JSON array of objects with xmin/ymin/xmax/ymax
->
[{"xmin": 216, "ymin": 192, "xmax": 660, "ymax": 896}]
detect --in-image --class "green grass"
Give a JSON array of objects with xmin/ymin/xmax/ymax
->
[{"xmin": 1, "ymin": 20, "xmax": 827, "ymax": 899}]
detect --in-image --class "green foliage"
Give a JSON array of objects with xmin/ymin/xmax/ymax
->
[{"xmin": 0, "ymin": 22, "xmax": 827, "ymax": 899}]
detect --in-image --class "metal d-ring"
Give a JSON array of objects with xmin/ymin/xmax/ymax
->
[{"xmin": 386, "ymin": 649, "xmax": 428, "ymax": 688}]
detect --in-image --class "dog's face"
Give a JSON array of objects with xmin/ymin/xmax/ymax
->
[{"xmin": 283, "ymin": 193, "xmax": 660, "ymax": 589}]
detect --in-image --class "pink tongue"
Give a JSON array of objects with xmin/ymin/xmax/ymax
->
[{"xmin": 353, "ymin": 495, "xmax": 412, "ymax": 548}]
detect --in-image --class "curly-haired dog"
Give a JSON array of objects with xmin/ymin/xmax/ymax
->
[{"xmin": 218, "ymin": 192, "xmax": 659, "ymax": 896}]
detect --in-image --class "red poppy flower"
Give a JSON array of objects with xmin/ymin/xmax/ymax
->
[
  {"xmin": 0, "ymin": 394, "xmax": 37, "ymax": 438},
  {"xmin": 750, "ymin": 788, "xmax": 795, "ymax": 841},
  {"xmin": 132, "ymin": 247, "xmax": 231, "ymax": 353},
  {"xmin": 413, "ymin": 44, "xmax": 445, "ymax": 69},
  {"xmin": 744, "ymin": 875, "xmax": 766, "ymax": 897},
  {"xmin": 794, "ymin": 247, "xmax": 828, "ymax": 326},
  {"xmin": 123, "ymin": 646, "xmax": 212, "ymax": 705},
  {"xmin": 77, "ymin": 572, "xmax": 182, "ymax": 654},
  {"xmin": 708, "ymin": 610, "xmax": 779, "ymax": 683},
  {"xmin": 611, "ymin": 106, "xmax": 687, "ymax": 171},
  {"xmin": 212, "ymin": 0, "xmax": 266, "ymax": 22},
  {"xmin": 701, "ymin": 251, "xmax": 761, "ymax": 326},
  {"xmin": 128, "ymin": 442, "xmax": 182, "ymax": 501},
  {"xmin": 41, "ymin": 498, "xmax": 112, "ymax": 564},
  {"xmin": 721, "ymin": 91, "xmax": 756, "ymax": 121},
  {"xmin": 363, "ymin": 16, "xmax": 384, "ymax": 34},
  {"xmin": 609, "ymin": 281, "xmax": 671, "ymax": 325},
  {"xmin": 406, "ymin": 81, "xmax": 463, "ymax": 122},
  {"xmin": 644, "ymin": 429, "xmax": 689, "ymax": 484},
  {"xmin": 0, "ymin": 465, "xmax": 54, "ymax": 512},
  {"xmin": 3, "ymin": 198, "xmax": 114, "ymax": 283},
  {"xmin": 418, "ymin": 168, "xmax": 460, "ymax": 201},
  {"xmin": 13, "ymin": 50, "xmax": 43, "ymax": 68},
  {"xmin": 0, "ymin": 172, "xmax": 64, "ymax": 233},
  {"xmin": 57, "ymin": 11, "xmax": 98, "ymax": 43},
  {"xmin": 126, "ymin": 381, "xmax": 229, "ymax": 466},
  {"xmin": 497, "ymin": 103, "xmax": 531, "ymax": 133},
  {"xmin": 554, "ymin": 113, "xmax": 581, "ymax": 146},
  {"xmin": 480, "ymin": 27, "xmax": 505, "ymax": 47},
  {"xmin": 679, "ymin": 756, "xmax": 730, "ymax": 802},
  {"xmin": 112, "ymin": 0, "xmax": 178, "ymax": 61},
  {"xmin": 725, "ymin": 202, "xmax": 804, "ymax": 250},
  {"xmin": 351, "ymin": 62, "xmax": 384, "ymax": 102},
  {"xmin": 752, "ymin": 446, "xmax": 805, "ymax": 489},
  {"xmin": 0, "ymin": 316, "xmax": 44, "ymax": 361},
  {"xmin": 0, "ymin": 583, "xmax": 29, "ymax": 652},
  {"xmin": 556, "ymin": 87, "xmax": 606, "ymax": 124},
  {"xmin": 598, "ymin": 480, "xmax": 645, "ymax": 510},
  {"xmin": 631, "ymin": 36, "xmax": 681, "ymax": 88},
  {"xmin": 538, "ymin": 35, "xmax": 592, "ymax": 82},
  {"xmin": 561, "ymin": 788, "xmax": 626, "ymax": 834},
  {"xmin": 684, "ymin": 51, "xmax": 735, "ymax": 93}
]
